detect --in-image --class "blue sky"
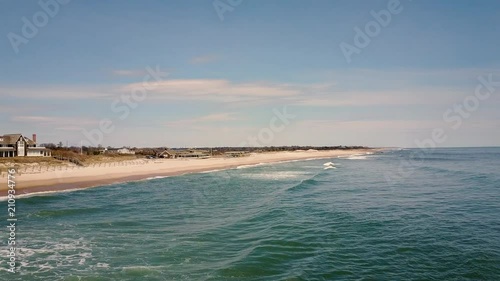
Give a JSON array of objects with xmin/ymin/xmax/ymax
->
[{"xmin": 1, "ymin": 0, "xmax": 499, "ymax": 147}]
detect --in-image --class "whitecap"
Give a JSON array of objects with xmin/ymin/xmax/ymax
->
[
  {"xmin": 239, "ymin": 171, "xmax": 313, "ymax": 180},
  {"xmin": 144, "ymin": 175, "xmax": 169, "ymax": 180},
  {"xmin": 200, "ymin": 169, "xmax": 225, "ymax": 173},
  {"xmin": 346, "ymin": 155, "xmax": 367, "ymax": 160},
  {"xmin": 96, "ymin": 263, "xmax": 110, "ymax": 268},
  {"xmin": 236, "ymin": 163, "xmax": 266, "ymax": 169},
  {"xmin": 339, "ymin": 154, "xmax": 370, "ymax": 160}
]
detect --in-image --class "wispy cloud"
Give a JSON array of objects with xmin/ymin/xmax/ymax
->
[
  {"xmin": 0, "ymin": 86, "xmax": 114, "ymax": 100},
  {"xmin": 297, "ymin": 119, "xmax": 440, "ymax": 131},
  {"xmin": 124, "ymin": 79, "xmax": 301, "ymax": 102},
  {"xmin": 11, "ymin": 116, "xmax": 59, "ymax": 123},
  {"xmin": 0, "ymin": 104, "xmax": 48, "ymax": 113},
  {"xmin": 292, "ymin": 89, "xmax": 463, "ymax": 107},
  {"xmin": 189, "ymin": 54, "xmax": 219, "ymax": 65},
  {"xmin": 1, "ymin": 79, "xmax": 301, "ymax": 102},
  {"xmin": 11, "ymin": 115, "xmax": 98, "ymax": 128},
  {"xmin": 54, "ymin": 126, "xmax": 89, "ymax": 131},
  {"xmin": 4, "ymin": 68, "xmax": 499, "ymax": 107}
]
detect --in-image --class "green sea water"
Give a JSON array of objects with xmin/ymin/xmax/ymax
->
[{"xmin": 1, "ymin": 148, "xmax": 499, "ymax": 280}]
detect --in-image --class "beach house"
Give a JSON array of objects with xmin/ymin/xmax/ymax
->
[
  {"xmin": 158, "ymin": 149, "xmax": 177, "ymax": 158},
  {"xmin": 0, "ymin": 133, "xmax": 51, "ymax": 158},
  {"xmin": 157, "ymin": 149, "xmax": 211, "ymax": 159},
  {"xmin": 224, "ymin": 151, "xmax": 249, "ymax": 157},
  {"xmin": 176, "ymin": 149, "xmax": 211, "ymax": 158}
]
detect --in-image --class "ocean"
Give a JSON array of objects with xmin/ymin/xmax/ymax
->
[{"xmin": 1, "ymin": 148, "xmax": 500, "ymax": 280}]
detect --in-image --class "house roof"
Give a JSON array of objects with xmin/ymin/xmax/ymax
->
[
  {"xmin": 0, "ymin": 134, "xmax": 22, "ymax": 145},
  {"xmin": 0, "ymin": 134, "xmax": 36, "ymax": 145},
  {"xmin": 158, "ymin": 150, "xmax": 177, "ymax": 156},
  {"xmin": 177, "ymin": 151, "xmax": 209, "ymax": 156}
]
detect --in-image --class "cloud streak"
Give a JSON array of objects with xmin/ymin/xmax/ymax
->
[
  {"xmin": 0, "ymin": 86, "xmax": 114, "ymax": 100},
  {"xmin": 123, "ymin": 79, "xmax": 301, "ymax": 103},
  {"xmin": 11, "ymin": 115, "xmax": 98, "ymax": 128}
]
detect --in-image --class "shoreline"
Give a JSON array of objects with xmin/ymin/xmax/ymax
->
[{"xmin": 1, "ymin": 149, "xmax": 380, "ymax": 197}]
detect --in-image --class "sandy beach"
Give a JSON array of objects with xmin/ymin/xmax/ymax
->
[{"xmin": 1, "ymin": 149, "xmax": 376, "ymax": 196}]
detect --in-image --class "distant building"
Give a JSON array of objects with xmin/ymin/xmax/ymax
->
[
  {"xmin": 117, "ymin": 148, "xmax": 135, "ymax": 155},
  {"xmin": 158, "ymin": 149, "xmax": 210, "ymax": 159},
  {"xmin": 158, "ymin": 150, "xmax": 177, "ymax": 159},
  {"xmin": 176, "ymin": 149, "xmax": 210, "ymax": 158},
  {"xmin": 224, "ymin": 151, "xmax": 249, "ymax": 157},
  {"xmin": 104, "ymin": 147, "xmax": 135, "ymax": 155},
  {"xmin": 0, "ymin": 133, "xmax": 51, "ymax": 158}
]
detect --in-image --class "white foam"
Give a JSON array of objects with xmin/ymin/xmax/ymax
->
[
  {"xmin": 323, "ymin": 162, "xmax": 335, "ymax": 166},
  {"xmin": 0, "ymin": 237, "xmax": 94, "ymax": 273},
  {"xmin": 346, "ymin": 155, "xmax": 368, "ymax": 160},
  {"xmin": 324, "ymin": 166, "xmax": 337, "ymax": 170},
  {"xmin": 240, "ymin": 171, "xmax": 313, "ymax": 180},
  {"xmin": 0, "ymin": 188, "xmax": 83, "ymax": 201},
  {"xmin": 144, "ymin": 175, "xmax": 170, "ymax": 180},
  {"xmin": 236, "ymin": 163, "xmax": 266, "ymax": 169},
  {"xmin": 237, "ymin": 158, "xmax": 320, "ymax": 170},
  {"xmin": 200, "ymin": 169, "xmax": 226, "ymax": 173},
  {"xmin": 96, "ymin": 262, "xmax": 110, "ymax": 268}
]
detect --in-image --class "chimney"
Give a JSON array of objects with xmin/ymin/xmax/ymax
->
[{"xmin": 32, "ymin": 134, "xmax": 37, "ymax": 144}]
